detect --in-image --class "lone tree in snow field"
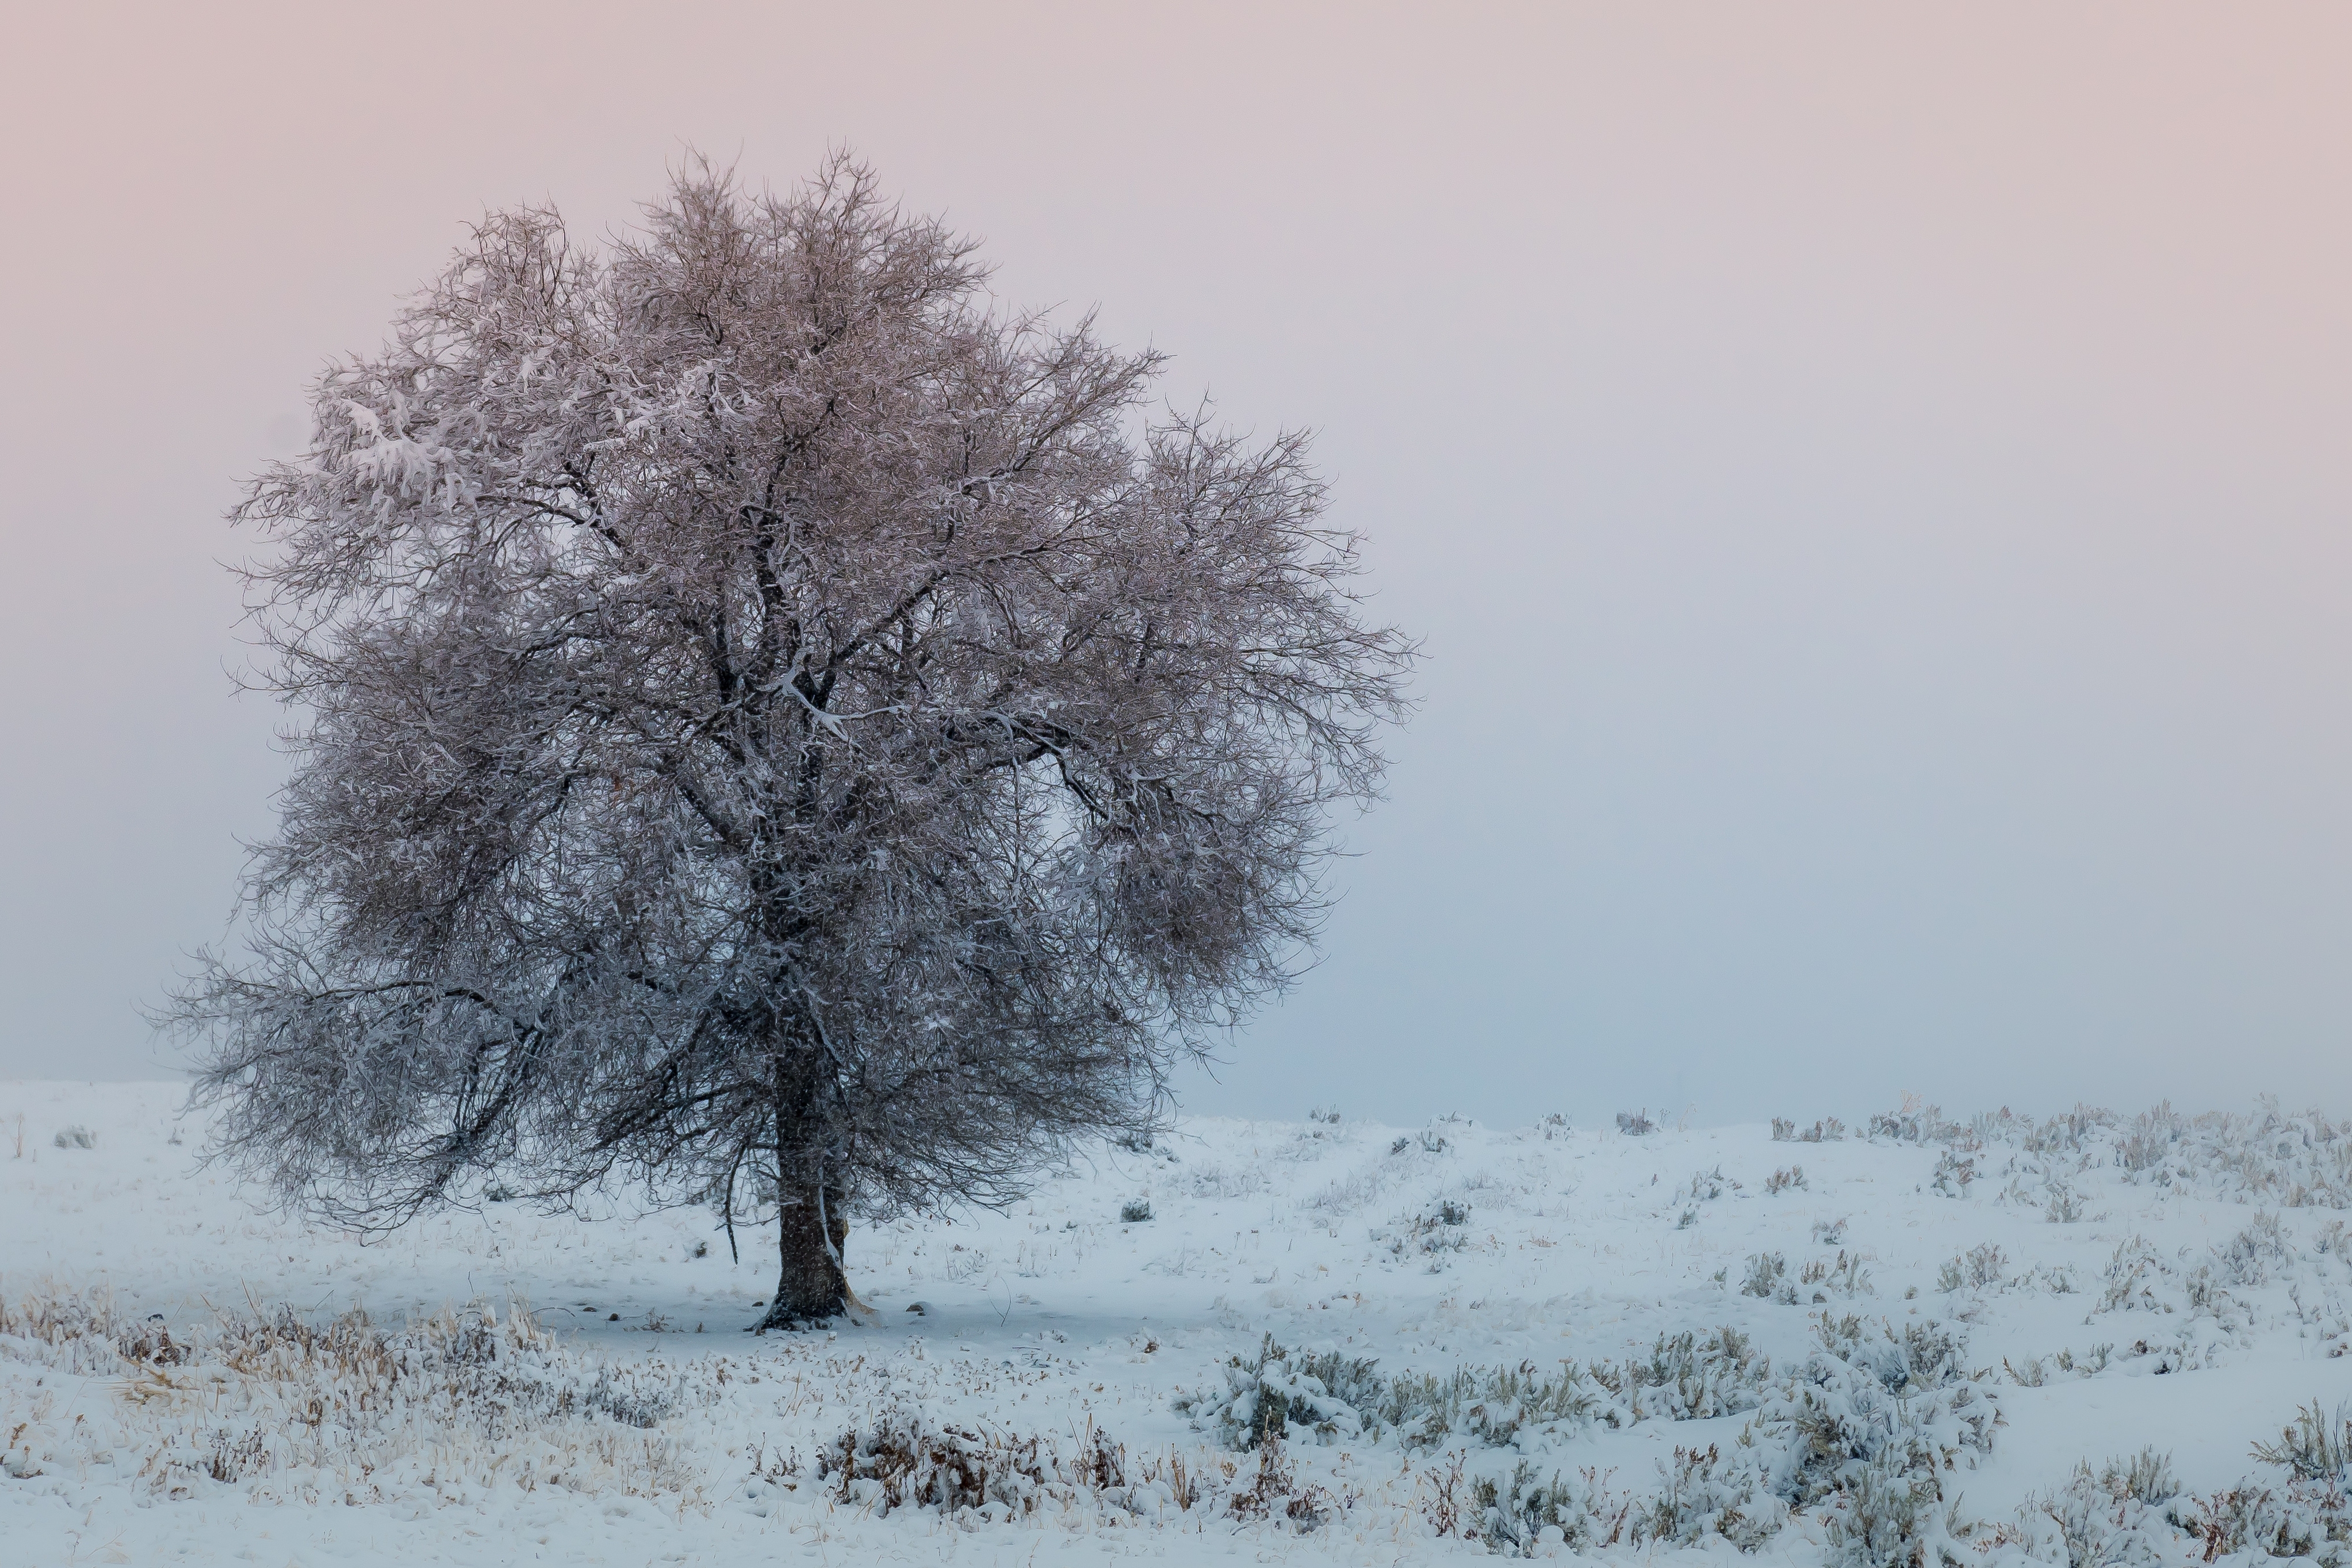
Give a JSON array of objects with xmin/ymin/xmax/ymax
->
[{"xmin": 169, "ymin": 158, "xmax": 1414, "ymax": 1328}]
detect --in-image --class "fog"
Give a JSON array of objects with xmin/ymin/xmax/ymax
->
[{"xmin": 5, "ymin": 3, "xmax": 2350, "ymax": 1125}]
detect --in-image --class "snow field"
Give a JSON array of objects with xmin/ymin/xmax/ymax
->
[{"xmin": 7, "ymin": 1083, "xmax": 2352, "ymax": 1565}]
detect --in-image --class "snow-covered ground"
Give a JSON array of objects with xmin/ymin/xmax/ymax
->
[{"xmin": 9, "ymin": 1083, "xmax": 2352, "ymax": 1566}]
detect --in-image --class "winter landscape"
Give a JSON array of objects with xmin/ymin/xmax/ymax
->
[
  {"xmin": 14, "ymin": 10, "xmax": 2352, "ymax": 1568},
  {"xmin": 12, "ymin": 1083, "xmax": 2352, "ymax": 1566}
]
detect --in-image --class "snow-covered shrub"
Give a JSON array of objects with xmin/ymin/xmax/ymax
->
[
  {"xmin": 1930, "ymin": 1152, "xmax": 1975, "ymax": 1197},
  {"xmin": 2028, "ymin": 1262, "xmax": 2085, "ymax": 1296},
  {"xmin": 2182, "ymin": 1262, "xmax": 2236, "ymax": 1321},
  {"xmin": 813, "ymin": 1410, "xmax": 1175, "ymax": 1523},
  {"xmin": 1225, "ymin": 1435, "xmax": 1341, "ymax": 1526},
  {"xmin": 1120, "ymin": 1198, "xmax": 1154, "ymax": 1223},
  {"xmin": 2119, "ymin": 1105, "xmax": 2181, "ymax": 1175},
  {"xmin": 2003, "ymin": 1340, "xmax": 2119, "ymax": 1386},
  {"xmin": 2253, "ymin": 1401, "xmax": 2352, "ymax": 1481},
  {"xmin": 1680, "ymin": 1165, "xmax": 1737, "ymax": 1203},
  {"xmin": 1616, "ymin": 1110, "xmax": 1657, "ymax": 1136},
  {"xmin": 2098, "ymin": 1236, "xmax": 2174, "ymax": 1313},
  {"xmin": 1190, "ymin": 1328, "xmax": 1772, "ymax": 1457},
  {"xmin": 2105, "ymin": 1447, "xmax": 2182, "ymax": 1505},
  {"xmin": 1937, "ymin": 1243, "xmax": 2007, "ymax": 1293},
  {"xmin": 1742, "ymin": 1251, "xmax": 1796, "ymax": 1302},
  {"xmin": 1869, "ymin": 1103, "xmax": 1964, "ymax": 1145},
  {"xmin": 1178, "ymin": 1339, "xmax": 1618, "ymax": 1452},
  {"xmin": 1774, "ymin": 1117, "xmax": 1798, "ymax": 1141},
  {"xmin": 2020, "ymin": 1105, "xmax": 2116, "ymax": 1156},
  {"xmin": 1588, "ymin": 1326, "xmax": 1773, "ymax": 1421},
  {"xmin": 52, "ymin": 1124, "xmax": 95, "ymax": 1149},
  {"xmin": 1822, "ymin": 1454, "xmax": 1966, "ymax": 1568},
  {"xmin": 1473, "ymin": 1444, "xmax": 1787, "ymax": 1557},
  {"xmin": 1646, "ymin": 1442, "xmax": 1789, "ymax": 1551},
  {"xmin": 1470, "ymin": 1459, "xmax": 1638, "ymax": 1554},
  {"xmin": 1739, "ymin": 1313, "xmax": 1994, "ymax": 1510},
  {"xmin": 2004, "ymin": 1355, "xmax": 2050, "ymax": 1388},
  {"xmin": 1376, "ymin": 1197, "xmax": 1475, "ymax": 1263},
  {"xmin": 1376, "ymin": 1358, "xmax": 1615, "ymax": 1447},
  {"xmin": 2174, "ymin": 1478, "xmax": 2352, "ymax": 1565},
  {"xmin": 1173, "ymin": 1336, "xmax": 1381, "ymax": 1448},
  {"xmin": 1801, "ymin": 1251, "xmax": 1874, "ymax": 1299},
  {"xmin": 2013, "ymin": 1450, "xmax": 2186, "ymax": 1568},
  {"xmin": 817, "ymin": 1407, "xmax": 1095, "ymax": 1519},
  {"xmin": 2217, "ymin": 1211, "xmax": 2293, "ymax": 1287},
  {"xmin": 2056, "ymin": 1343, "xmax": 2114, "ymax": 1377},
  {"xmin": 1810, "ymin": 1312, "xmax": 1970, "ymax": 1393},
  {"xmin": 1322, "ymin": 1327, "xmax": 1769, "ymax": 1450},
  {"xmin": 1766, "ymin": 1165, "xmax": 1808, "ymax": 1195}
]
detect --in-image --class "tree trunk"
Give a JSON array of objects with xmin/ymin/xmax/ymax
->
[
  {"xmin": 755, "ymin": 1174, "xmax": 849, "ymax": 1330},
  {"xmin": 755, "ymin": 1000, "xmax": 849, "ymax": 1330}
]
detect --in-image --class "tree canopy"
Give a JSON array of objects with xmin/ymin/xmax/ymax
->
[{"xmin": 172, "ymin": 157, "xmax": 1414, "ymax": 1326}]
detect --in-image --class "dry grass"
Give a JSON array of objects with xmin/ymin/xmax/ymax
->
[{"xmin": 0, "ymin": 1282, "xmax": 715, "ymax": 1503}]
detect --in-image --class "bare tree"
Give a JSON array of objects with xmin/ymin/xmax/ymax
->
[{"xmin": 169, "ymin": 156, "xmax": 1414, "ymax": 1328}]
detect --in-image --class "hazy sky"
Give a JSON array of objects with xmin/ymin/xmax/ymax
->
[{"xmin": 5, "ymin": 4, "xmax": 2350, "ymax": 1127}]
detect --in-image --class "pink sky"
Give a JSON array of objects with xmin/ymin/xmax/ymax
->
[{"xmin": 5, "ymin": 3, "xmax": 2350, "ymax": 1121}]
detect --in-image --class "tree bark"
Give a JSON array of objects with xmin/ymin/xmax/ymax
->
[
  {"xmin": 753, "ymin": 1015, "xmax": 852, "ymax": 1330},
  {"xmin": 757, "ymin": 1173, "xmax": 848, "ymax": 1329}
]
